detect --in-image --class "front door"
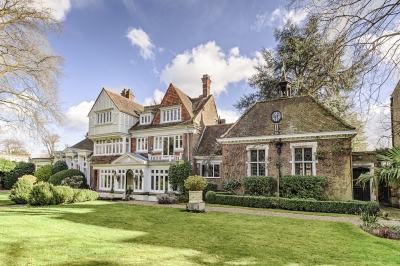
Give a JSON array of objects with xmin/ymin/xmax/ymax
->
[{"xmin": 353, "ymin": 167, "xmax": 371, "ymax": 201}]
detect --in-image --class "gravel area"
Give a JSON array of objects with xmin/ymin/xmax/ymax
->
[{"xmin": 117, "ymin": 200, "xmax": 400, "ymax": 227}]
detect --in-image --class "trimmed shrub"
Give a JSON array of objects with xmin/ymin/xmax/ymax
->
[
  {"xmin": 168, "ymin": 159, "xmax": 192, "ymax": 193},
  {"xmin": 205, "ymin": 194, "xmax": 380, "ymax": 215},
  {"xmin": 178, "ymin": 192, "xmax": 189, "ymax": 203},
  {"xmin": 52, "ymin": 186, "xmax": 75, "ymax": 204},
  {"xmin": 48, "ymin": 169, "xmax": 87, "ymax": 188},
  {"xmin": 4, "ymin": 162, "xmax": 35, "ymax": 189},
  {"xmin": 222, "ymin": 179, "xmax": 241, "ymax": 194},
  {"xmin": 9, "ymin": 179, "xmax": 34, "ymax": 204},
  {"xmin": 242, "ymin": 176, "xmax": 273, "ymax": 197},
  {"xmin": 203, "ymin": 182, "xmax": 218, "ymax": 199},
  {"xmin": 72, "ymin": 189, "xmax": 98, "ymax": 202},
  {"xmin": 157, "ymin": 192, "xmax": 179, "ymax": 204},
  {"xmin": 184, "ymin": 175, "xmax": 208, "ymax": 191},
  {"xmin": 61, "ymin": 175, "xmax": 85, "ymax": 189},
  {"xmin": 18, "ymin": 174, "xmax": 37, "ymax": 184},
  {"xmin": 34, "ymin": 164, "xmax": 53, "ymax": 182},
  {"xmin": 280, "ymin": 175, "xmax": 328, "ymax": 200},
  {"xmin": 28, "ymin": 182, "xmax": 56, "ymax": 206},
  {"xmin": 52, "ymin": 160, "xmax": 68, "ymax": 174}
]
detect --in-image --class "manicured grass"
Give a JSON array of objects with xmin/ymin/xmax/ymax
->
[
  {"xmin": 0, "ymin": 191, "xmax": 14, "ymax": 206},
  {"xmin": 1, "ymin": 201, "xmax": 400, "ymax": 265}
]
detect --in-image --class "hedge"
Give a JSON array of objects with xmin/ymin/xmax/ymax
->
[
  {"xmin": 48, "ymin": 169, "xmax": 87, "ymax": 188},
  {"xmin": 34, "ymin": 164, "xmax": 53, "ymax": 182},
  {"xmin": 203, "ymin": 182, "xmax": 218, "ymax": 199},
  {"xmin": 28, "ymin": 182, "xmax": 98, "ymax": 206},
  {"xmin": 205, "ymin": 192, "xmax": 380, "ymax": 215},
  {"xmin": 9, "ymin": 179, "xmax": 34, "ymax": 204},
  {"xmin": 52, "ymin": 160, "xmax": 68, "ymax": 174},
  {"xmin": 3, "ymin": 162, "xmax": 35, "ymax": 189},
  {"xmin": 242, "ymin": 176, "xmax": 273, "ymax": 197},
  {"xmin": 279, "ymin": 175, "xmax": 328, "ymax": 200}
]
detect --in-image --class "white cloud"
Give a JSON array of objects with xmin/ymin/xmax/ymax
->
[
  {"xmin": 160, "ymin": 41, "xmax": 262, "ymax": 98},
  {"xmin": 252, "ymin": 8, "xmax": 308, "ymax": 32},
  {"xmin": 217, "ymin": 109, "xmax": 239, "ymax": 124},
  {"xmin": 40, "ymin": 0, "xmax": 71, "ymax": 21},
  {"xmin": 143, "ymin": 89, "xmax": 165, "ymax": 106},
  {"xmin": 64, "ymin": 101, "xmax": 94, "ymax": 132},
  {"xmin": 126, "ymin": 28, "xmax": 155, "ymax": 60}
]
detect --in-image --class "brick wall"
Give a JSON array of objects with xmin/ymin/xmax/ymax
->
[
  {"xmin": 221, "ymin": 138, "xmax": 353, "ymax": 201},
  {"xmin": 392, "ymin": 82, "xmax": 400, "ymax": 146},
  {"xmin": 131, "ymin": 138, "xmax": 136, "ymax": 153}
]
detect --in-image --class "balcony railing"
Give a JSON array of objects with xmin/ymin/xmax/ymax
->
[{"xmin": 148, "ymin": 154, "xmax": 182, "ymax": 162}]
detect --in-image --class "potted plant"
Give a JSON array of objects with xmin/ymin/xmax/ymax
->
[
  {"xmin": 126, "ymin": 187, "xmax": 133, "ymax": 200},
  {"xmin": 184, "ymin": 175, "xmax": 208, "ymax": 203},
  {"xmin": 109, "ymin": 176, "xmax": 115, "ymax": 200}
]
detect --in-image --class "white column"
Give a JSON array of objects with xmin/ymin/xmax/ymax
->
[{"xmin": 122, "ymin": 136, "xmax": 126, "ymax": 154}]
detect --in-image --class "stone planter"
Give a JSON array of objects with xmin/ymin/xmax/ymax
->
[
  {"xmin": 189, "ymin": 191, "xmax": 203, "ymax": 203},
  {"xmin": 187, "ymin": 191, "xmax": 205, "ymax": 212}
]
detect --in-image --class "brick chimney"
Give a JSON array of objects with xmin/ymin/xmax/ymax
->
[
  {"xmin": 201, "ymin": 74, "xmax": 211, "ymax": 98},
  {"xmin": 120, "ymin": 88, "xmax": 135, "ymax": 101}
]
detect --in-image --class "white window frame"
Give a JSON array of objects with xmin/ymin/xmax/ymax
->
[
  {"xmin": 150, "ymin": 168, "xmax": 170, "ymax": 192},
  {"xmin": 290, "ymin": 142, "xmax": 317, "ymax": 176},
  {"xmin": 246, "ymin": 144, "xmax": 269, "ymax": 176},
  {"xmin": 140, "ymin": 114, "xmax": 152, "ymax": 125},
  {"xmin": 94, "ymin": 138, "xmax": 124, "ymax": 156},
  {"xmin": 160, "ymin": 106, "xmax": 181, "ymax": 123},
  {"xmin": 137, "ymin": 138, "xmax": 148, "ymax": 152},
  {"xmin": 153, "ymin": 135, "xmax": 183, "ymax": 152},
  {"xmin": 174, "ymin": 135, "xmax": 183, "ymax": 150},
  {"xmin": 96, "ymin": 110, "xmax": 113, "ymax": 125},
  {"xmin": 201, "ymin": 162, "xmax": 221, "ymax": 178}
]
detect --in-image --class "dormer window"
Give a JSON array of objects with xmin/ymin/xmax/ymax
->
[
  {"xmin": 140, "ymin": 114, "xmax": 152, "ymax": 125},
  {"xmin": 96, "ymin": 111, "xmax": 112, "ymax": 124},
  {"xmin": 161, "ymin": 106, "xmax": 181, "ymax": 123}
]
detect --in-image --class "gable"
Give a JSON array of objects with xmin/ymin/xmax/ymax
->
[
  {"xmin": 152, "ymin": 84, "xmax": 192, "ymax": 124},
  {"xmin": 88, "ymin": 89, "xmax": 117, "ymax": 116},
  {"xmin": 111, "ymin": 153, "xmax": 147, "ymax": 165},
  {"xmin": 222, "ymin": 95, "xmax": 356, "ymax": 139}
]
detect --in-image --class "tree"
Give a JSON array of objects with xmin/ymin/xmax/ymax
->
[
  {"xmin": 52, "ymin": 160, "xmax": 68, "ymax": 174},
  {"xmin": 235, "ymin": 17, "xmax": 364, "ymax": 114},
  {"xmin": 3, "ymin": 161, "xmax": 35, "ymax": 189},
  {"xmin": 0, "ymin": 0, "xmax": 64, "ymax": 134},
  {"xmin": 0, "ymin": 138, "xmax": 29, "ymax": 154},
  {"xmin": 168, "ymin": 159, "xmax": 192, "ymax": 193},
  {"xmin": 41, "ymin": 133, "xmax": 60, "ymax": 157},
  {"xmin": 235, "ymin": 17, "xmax": 368, "ymax": 150},
  {"xmin": 290, "ymin": 0, "xmax": 400, "ymax": 105}
]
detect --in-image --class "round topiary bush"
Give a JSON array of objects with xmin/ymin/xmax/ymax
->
[
  {"xmin": 9, "ymin": 179, "xmax": 34, "ymax": 204},
  {"xmin": 52, "ymin": 186, "xmax": 75, "ymax": 204},
  {"xmin": 51, "ymin": 160, "xmax": 68, "ymax": 174},
  {"xmin": 18, "ymin": 174, "xmax": 37, "ymax": 184},
  {"xmin": 184, "ymin": 175, "xmax": 208, "ymax": 191},
  {"xmin": 28, "ymin": 182, "xmax": 55, "ymax": 206},
  {"xmin": 48, "ymin": 169, "xmax": 87, "ymax": 188},
  {"xmin": 34, "ymin": 164, "xmax": 52, "ymax": 182}
]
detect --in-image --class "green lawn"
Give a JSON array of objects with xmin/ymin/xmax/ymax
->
[
  {"xmin": 0, "ymin": 191, "xmax": 14, "ymax": 206},
  {"xmin": 0, "ymin": 201, "xmax": 400, "ymax": 266}
]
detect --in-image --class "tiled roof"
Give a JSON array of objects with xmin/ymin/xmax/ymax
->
[
  {"xmin": 172, "ymin": 84, "xmax": 193, "ymax": 115},
  {"xmin": 196, "ymin": 124, "xmax": 233, "ymax": 156},
  {"xmin": 130, "ymin": 120, "xmax": 193, "ymax": 130},
  {"xmin": 144, "ymin": 105, "xmax": 159, "ymax": 112},
  {"xmin": 70, "ymin": 138, "xmax": 94, "ymax": 151},
  {"xmin": 90, "ymin": 155, "xmax": 120, "ymax": 165},
  {"xmin": 222, "ymin": 95, "xmax": 356, "ymax": 139},
  {"xmin": 104, "ymin": 89, "xmax": 144, "ymax": 117}
]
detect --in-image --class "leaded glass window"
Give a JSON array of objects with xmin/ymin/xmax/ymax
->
[
  {"xmin": 250, "ymin": 150, "xmax": 266, "ymax": 176},
  {"xmin": 294, "ymin": 148, "xmax": 313, "ymax": 175}
]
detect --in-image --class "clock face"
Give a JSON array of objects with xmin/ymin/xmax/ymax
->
[{"xmin": 271, "ymin": 110, "xmax": 282, "ymax": 123}]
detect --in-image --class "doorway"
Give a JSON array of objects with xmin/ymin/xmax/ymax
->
[{"xmin": 353, "ymin": 167, "xmax": 371, "ymax": 201}]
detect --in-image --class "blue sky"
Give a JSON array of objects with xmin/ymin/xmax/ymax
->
[{"xmin": 26, "ymin": 0, "xmax": 395, "ymax": 156}]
